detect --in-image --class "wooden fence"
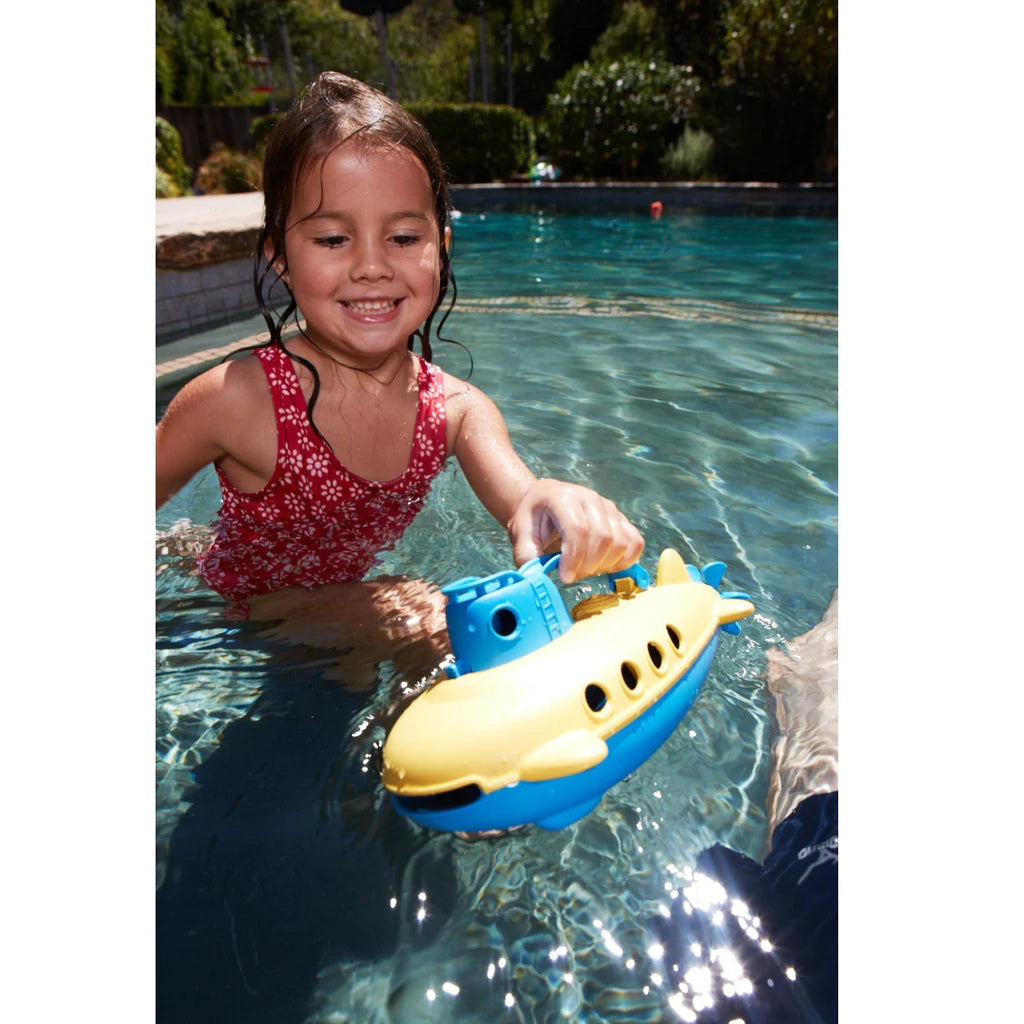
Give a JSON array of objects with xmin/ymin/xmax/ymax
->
[{"xmin": 157, "ymin": 105, "xmax": 267, "ymax": 173}]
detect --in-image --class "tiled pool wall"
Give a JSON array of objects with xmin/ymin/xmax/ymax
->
[
  {"xmin": 156, "ymin": 212, "xmax": 260, "ymax": 342},
  {"xmin": 156, "ymin": 183, "xmax": 837, "ymax": 343},
  {"xmin": 157, "ymin": 256, "xmax": 255, "ymax": 340}
]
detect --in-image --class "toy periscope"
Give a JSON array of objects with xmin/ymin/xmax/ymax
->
[{"xmin": 381, "ymin": 548, "xmax": 754, "ymax": 833}]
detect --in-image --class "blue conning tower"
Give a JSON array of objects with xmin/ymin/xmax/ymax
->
[{"xmin": 441, "ymin": 554, "xmax": 574, "ymax": 676}]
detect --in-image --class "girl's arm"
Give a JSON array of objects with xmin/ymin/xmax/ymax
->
[
  {"xmin": 447, "ymin": 381, "xmax": 644, "ymax": 583},
  {"xmin": 156, "ymin": 367, "xmax": 231, "ymax": 508},
  {"xmin": 155, "ymin": 357, "xmax": 274, "ymax": 508}
]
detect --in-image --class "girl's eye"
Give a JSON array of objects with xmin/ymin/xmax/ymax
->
[
  {"xmin": 315, "ymin": 235, "xmax": 347, "ymax": 248},
  {"xmin": 391, "ymin": 233, "xmax": 420, "ymax": 247}
]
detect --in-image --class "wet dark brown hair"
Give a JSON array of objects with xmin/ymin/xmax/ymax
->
[{"xmin": 254, "ymin": 72, "xmax": 460, "ymax": 388}]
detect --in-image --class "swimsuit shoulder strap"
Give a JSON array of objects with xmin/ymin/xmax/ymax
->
[
  {"xmin": 253, "ymin": 343, "xmax": 325, "ymax": 458},
  {"xmin": 417, "ymin": 356, "xmax": 447, "ymax": 443}
]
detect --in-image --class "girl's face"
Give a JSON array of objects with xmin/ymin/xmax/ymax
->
[{"xmin": 280, "ymin": 142, "xmax": 442, "ymax": 367}]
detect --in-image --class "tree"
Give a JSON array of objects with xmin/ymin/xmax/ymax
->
[
  {"xmin": 507, "ymin": 0, "xmax": 617, "ymax": 114},
  {"xmin": 649, "ymin": 0, "xmax": 728, "ymax": 84},
  {"xmin": 453, "ymin": 1, "xmax": 515, "ymax": 103},
  {"xmin": 589, "ymin": 1, "xmax": 666, "ymax": 63},
  {"xmin": 283, "ymin": 1, "xmax": 379, "ymax": 89},
  {"xmin": 711, "ymin": 0, "xmax": 837, "ymax": 180},
  {"xmin": 157, "ymin": 0, "xmax": 251, "ymax": 104},
  {"xmin": 153, "ymin": 0, "xmax": 837, "ymax": 180},
  {"xmin": 339, "ymin": 0, "xmax": 414, "ymax": 97},
  {"xmin": 385, "ymin": 3, "xmax": 476, "ymax": 104},
  {"xmin": 618, "ymin": 0, "xmax": 837, "ymax": 180}
]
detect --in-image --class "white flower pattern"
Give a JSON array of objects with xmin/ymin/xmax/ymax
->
[{"xmin": 198, "ymin": 344, "xmax": 448, "ymax": 604}]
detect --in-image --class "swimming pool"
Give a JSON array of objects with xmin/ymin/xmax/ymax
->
[{"xmin": 156, "ymin": 208, "xmax": 837, "ymax": 1023}]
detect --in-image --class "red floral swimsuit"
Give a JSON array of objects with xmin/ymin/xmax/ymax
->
[{"xmin": 198, "ymin": 344, "xmax": 448, "ymax": 604}]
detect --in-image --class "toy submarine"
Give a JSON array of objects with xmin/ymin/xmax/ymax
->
[{"xmin": 381, "ymin": 548, "xmax": 754, "ymax": 833}]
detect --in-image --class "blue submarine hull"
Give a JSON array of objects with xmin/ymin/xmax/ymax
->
[{"xmin": 391, "ymin": 633, "xmax": 720, "ymax": 832}]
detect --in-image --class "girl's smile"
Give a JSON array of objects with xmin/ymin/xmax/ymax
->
[{"xmin": 280, "ymin": 142, "xmax": 442, "ymax": 367}]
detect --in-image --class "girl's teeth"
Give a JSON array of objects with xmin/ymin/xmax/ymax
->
[{"xmin": 348, "ymin": 300, "xmax": 395, "ymax": 312}]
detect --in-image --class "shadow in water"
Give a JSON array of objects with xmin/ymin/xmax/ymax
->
[{"xmin": 156, "ymin": 656, "xmax": 456, "ymax": 1024}]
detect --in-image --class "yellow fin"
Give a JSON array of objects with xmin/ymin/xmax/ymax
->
[
  {"xmin": 518, "ymin": 730, "xmax": 608, "ymax": 782},
  {"xmin": 655, "ymin": 548, "xmax": 690, "ymax": 586},
  {"xmin": 717, "ymin": 597, "xmax": 756, "ymax": 624}
]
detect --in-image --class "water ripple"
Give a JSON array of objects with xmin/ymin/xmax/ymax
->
[{"xmin": 457, "ymin": 293, "xmax": 837, "ymax": 331}]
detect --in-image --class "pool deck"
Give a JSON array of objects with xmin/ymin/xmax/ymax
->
[
  {"xmin": 155, "ymin": 183, "xmax": 837, "ymax": 385},
  {"xmin": 156, "ymin": 192, "xmax": 264, "ymax": 235}
]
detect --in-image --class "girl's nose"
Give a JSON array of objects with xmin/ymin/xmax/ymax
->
[{"xmin": 349, "ymin": 238, "xmax": 394, "ymax": 282}]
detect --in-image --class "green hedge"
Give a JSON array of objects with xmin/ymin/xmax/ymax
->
[{"xmin": 407, "ymin": 103, "xmax": 535, "ymax": 184}]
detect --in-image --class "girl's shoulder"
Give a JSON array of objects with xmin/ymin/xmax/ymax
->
[
  {"xmin": 439, "ymin": 368, "xmax": 487, "ymax": 421},
  {"xmin": 202, "ymin": 348, "xmax": 270, "ymax": 391},
  {"xmin": 437, "ymin": 367, "xmax": 509, "ymax": 440},
  {"xmin": 165, "ymin": 349, "xmax": 272, "ymax": 423},
  {"xmin": 439, "ymin": 367, "xmax": 486, "ymax": 405}
]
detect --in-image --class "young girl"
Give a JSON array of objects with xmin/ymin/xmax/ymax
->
[{"xmin": 156, "ymin": 72, "xmax": 643, "ymax": 638}]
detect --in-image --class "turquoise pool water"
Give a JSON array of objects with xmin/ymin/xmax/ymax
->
[{"xmin": 156, "ymin": 209, "xmax": 837, "ymax": 1023}]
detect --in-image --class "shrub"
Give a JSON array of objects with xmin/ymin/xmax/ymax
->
[
  {"xmin": 407, "ymin": 103, "xmax": 534, "ymax": 183},
  {"xmin": 156, "ymin": 116, "xmax": 191, "ymax": 197},
  {"xmin": 194, "ymin": 142, "xmax": 262, "ymax": 194},
  {"xmin": 542, "ymin": 58, "xmax": 700, "ymax": 180},
  {"xmin": 250, "ymin": 112, "xmax": 285, "ymax": 157},
  {"xmin": 156, "ymin": 166, "xmax": 177, "ymax": 199},
  {"xmin": 660, "ymin": 125, "xmax": 716, "ymax": 181}
]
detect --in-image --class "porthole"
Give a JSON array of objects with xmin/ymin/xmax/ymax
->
[
  {"xmin": 647, "ymin": 642, "xmax": 664, "ymax": 670},
  {"xmin": 621, "ymin": 662, "xmax": 639, "ymax": 691},
  {"xmin": 490, "ymin": 606, "xmax": 518, "ymax": 637},
  {"xmin": 666, "ymin": 624, "xmax": 682, "ymax": 650},
  {"xmin": 585, "ymin": 683, "xmax": 608, "ymax": 713}
]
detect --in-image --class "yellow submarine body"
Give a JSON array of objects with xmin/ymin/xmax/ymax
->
[{"xmin": 382, "ymin": 549, "xmax": 754, "ymax": 832}]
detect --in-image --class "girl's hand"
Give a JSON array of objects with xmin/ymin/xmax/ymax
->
[{"xmin": 506, "ymin": 478, "xmax": 644, "ymax": 584}]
